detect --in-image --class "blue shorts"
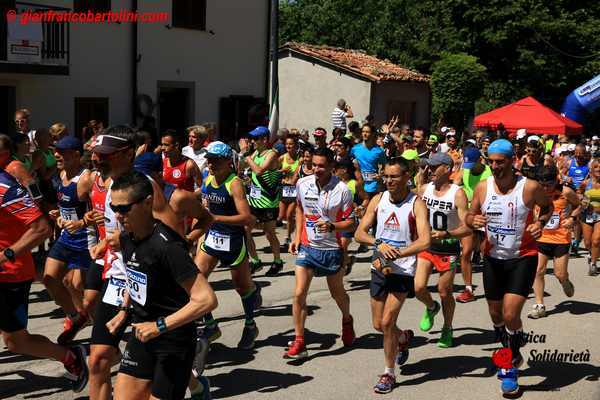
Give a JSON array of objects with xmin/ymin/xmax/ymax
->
[
  {"xmin": 47, "ymin": 239, "xmax": 92, "ymax": 270},
  {"xmin": 296, "ymin": 245, "xmax": 342, "ymax": 276}
]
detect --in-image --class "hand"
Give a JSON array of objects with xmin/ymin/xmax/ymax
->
[
  {"xmin": 132, "ymin": 321, "xmax": 161, "ymax": 343},
  {"xmin": 56, "ymin": 216, "xmax": 65, "ymax": 229},
  {"xmin": 90, "ymin": 242, "xmax": 106, "ymax": 260},
  {"xmin": 355, "ymin": 206, "xmax": 365, "ymax": 218},
  {"xmin": 315, "ymin": 220, "xmax": 333, "ymax": 233},
  {"xmin": 431, "ymin": 230, "xmax": 448, "ymax": 240},
  {"xmin": 48, "ymin": 209, "xmax": 60, "ymax": 220},
  {"xmin": 525, "ymin": 221, "xmax": 543, "ymax": 239},
  {"xmin": 472, "ymin": 215, "xmax": 487, "ymax": 229},
  {"xmin": 289, "ymin": 239, "xmax": 300, "ymax": 255},
  {"xmin": 106, "ymin": 310, "xmax": 128, "ymax": 335},
  {"xmin": 85, "ymin": 210, "xmax": 105, "ymax": 226},
  {"xmin": 560, "ymin": 216, "xmax": 575, "ymax": 229},
  {"xmin": 63, "ymin": 219, "xmax": 85, "ymax": 234},
  {"xmin": 376, "ymin": 242, "xmax": 403, "ymax": 260},
  {"xmin": 238, "ymin": 138, "xmax": 249, "ymax": 154}
]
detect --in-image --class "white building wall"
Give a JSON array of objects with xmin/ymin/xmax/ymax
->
[{"xmin": 278, "ymin": 53, "xmax": 372, "ymax": 139}]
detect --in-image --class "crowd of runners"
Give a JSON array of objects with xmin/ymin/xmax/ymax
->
[{"xmin": 1, "ymin": 105, "xmax": 599, "ymax": 398}]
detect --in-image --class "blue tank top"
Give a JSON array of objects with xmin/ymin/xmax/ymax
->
[
  {"xmin": 57, "ymin": 169, "xmax": 95, "ymax": 250},
  {"xmin": 568, "ymin": 159, "xmax": 589, "ymax": 189},
  {"xmin": 201, "ymin": 173, "xmax": 244, "ymax": 236}
]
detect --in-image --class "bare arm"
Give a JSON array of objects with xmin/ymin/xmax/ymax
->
[
  {"xmin": 398, "ymin": 198, "xmax": 431, "ymax": 257},
  {"xmin": 150, "ymin": 179, "xmax": 184, "ymax": 237},
  {"xmin": 212, "ymin": 178, "xmax": 255, "ymax": 226},
  {"xmin": 354, "ymin": 193, "xmax": 382, "ymax": 246},
  {"xmin": 163, "ymin": 272, "xmax": 218, "ymax": 332},
  {"xmin": 345, "ymin": 105, "xmax": 354, "ymax": 119},
  {"xmin": 465, "ymin": 180, "xmax": 487, "ymax": 229},
  {"xmin": 186, "ymin": 159, "xmax": 203, "ymax": 190},
  {"xmin": 245, "ymin": 150, "xmax": 279, "ymax": 175},
  {"xmin": 171, "ymin": 189, "xmax": 214, "ymax": 232},
  {"xmin": 448, "ymin": 188, "xmax": 471, "ymax": 239}
]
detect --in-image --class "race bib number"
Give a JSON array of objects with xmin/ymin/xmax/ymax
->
[
  {"xmin": 205, "ymin": 230, "xmax": 231, "ymax": 252},
  {"xmin": 305, "ymin": 219, "xmax": 333, "ymax": 242},
  {"xmin": 60, "ymin": 207, "xmax": 79, "ymax": 221},
  {"xmin": 126, "ymin": 268, "xmax": 148, "ymax": 306},
  {"xmin": 283, "ymin": 185, "xmax": 297, "ymax": 198},
  {"xmin": 102, "ymin": 277, "xmax": 126, "ymax": 306},
  {"xmin": 362, "ymin": 171, "xmax": 378, "ymax": 181},
  {"xmin": 545, "ymin": 213, "xmax": 561, "ymax": 230},
  {"xmin": 250, "ymin": 185, "xmax": 261, "ymax": 199}
]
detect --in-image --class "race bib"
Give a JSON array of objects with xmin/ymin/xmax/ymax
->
[
  {"xmin": 283, "ymin": 185, "xmax": 297, "ymax": 198},
  {"xmin": 250, "ymin": 185, "xmax": 261, "ymax": 199},
  {"xmin": 126, "ymin": 268, "xmax": 148, "ymax": 306},
  {"xmin": 102, "ymin": 277, "xmax": 126, "ymax": 306},
  {"xmin": 60, "ymin": 207, "xmax": 79, "ymax": 221},
  {"xmin": 362, "ymin": 171, "xmax": 378, "ymax": 181},
  {"xmin": 205, "ymin": 230, "xmax": 231, "ymax": 252},
  {"xmin": 545, "ymin": 213, "xmax": 561, "ymax": 230},
  {"xmin": 305, "ymin": 219, "xmax": 333, "ymax": 242}
]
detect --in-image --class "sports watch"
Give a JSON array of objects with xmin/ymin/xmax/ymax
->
[
  {"xmin": 3, "ymin": 248, "xmax": 15, "ymax": 263},
  {"xmin": 374, "ymin": 239, "xmax": 383, "ymax": 248}
]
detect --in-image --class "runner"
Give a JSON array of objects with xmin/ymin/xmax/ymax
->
[
  {"xmin": 182, "ymin": 125, "xmax": 210, "ymax": 175},
  {"xmin": 161, "ymin": 129, "xmax": 203, "ymax": 193},
  {"xmin": 415, "ymin": 153, "xmax": 470, "ymax": 348},
  {"xmin": 0, "ymin": 164, "xmax": 88, "ymax": 392},
  {"xmin": 240, "ymin": 126, "xmax": 284, "ymax": 276},
  {"xmin": 105, "ymin": 171, "xmax": 218, "ymax": 400},
  {"xmin": 581, "ymin": 159, "xmax": 600, "ymax": 275},
  {"xmin": 286, "ymin": 147, "xmax": 356, "ymax": 359},
  {"xmin": 278, "ymin": 136, "xmax": 301, "ymax": 247},
  {"xmin": 350, "ymin": 123, "xmax": 386, "ymax": 200},
  {"xmin": 44, "ymin": 137, "xmax": 95, "ymax": 344},
  {"xmin": 528, "ymin": 165, "xmax": 580, "ymax": 319},
  {"xmin": 298, "ymin": 146, "xmax": 315, "ymax": 178},
  {"xmin": 354, "ymin": 157, "xmax": 431, "ymax": 394},
  {"xmin": 466, "ymin": 139, "xmax": 553, "ymax": 395},
  {"xmin": 568, "ymin": 143, "xmax": 590, "ymax": 255}
]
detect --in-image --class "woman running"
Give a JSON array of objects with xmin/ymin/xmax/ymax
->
[
  {"xmin": 278, "ymin": 136, "xmax": 301, "ymax": 246},
  {"xmin": 581, "ymin": 159, "xmax": 600, "ymax": 275}
]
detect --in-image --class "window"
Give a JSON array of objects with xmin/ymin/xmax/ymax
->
[
  {"xmin": 172, "ymin": 0, "xmax": 206, "ymax": 31},
  {"xmin": 74, "ymin": 0, "xmax": 111, "ymax": 13}
]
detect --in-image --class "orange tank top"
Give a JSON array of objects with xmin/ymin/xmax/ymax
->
[
  {"xmin": 163, "ymin": 156, "xmax": 195, "ymax": 192},
  {"xmin": 538, "ymin": 189, "xmax": 571, "ymax": 244}
]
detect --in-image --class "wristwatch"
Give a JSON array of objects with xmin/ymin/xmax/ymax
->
[
  {"xmin": 374, "ymin": 239, "xmax": 383, "ymax": 248},
  {"xmin": 156, "ymin": 317, "xmax": 168, "ymax": 334},
  {"xmin": 3, "ymin": 248, "xmax": 15, "ymax": 263}
]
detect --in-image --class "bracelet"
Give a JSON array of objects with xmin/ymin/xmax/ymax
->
[
  {"xmin": 444, "ymin": 230, "xmax": 451, "ymax": 237},
  {"xmin": 156, "ymin": 317, "xmax": 168, "ymax": 334}
]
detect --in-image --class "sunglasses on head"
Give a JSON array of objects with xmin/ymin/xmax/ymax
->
[{"xmin": 110, "ymin": 196, "xmax": 147, "ymax": 214}]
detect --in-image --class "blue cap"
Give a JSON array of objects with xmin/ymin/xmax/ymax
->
[
  {"xmin": 248, "ymin": 126, "xmax": 270, "ymax": 138},
  {"xmin": 55, "ymin": 136, "xmax": 82, "ymax": 152},
  {"xmin": 205, "ymin": 141, "xmax": 233, "ymax": 159},
  {"xmin": 133, "ymin": 152, "xmax": 162, "ymax": 175},
  {"xmin": 463, "ymin": 147, "xmax": 481, "ymax": 169},
  {"xmin": 488, "ymin": 139, "xmax": 514, "ymax": 157}
]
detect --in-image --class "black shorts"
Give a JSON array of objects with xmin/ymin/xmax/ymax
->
[
  {"xmin": 200, "ymin": 233, "xmax": 247, "ymax": 267},
  {"xmin": 250, "ymin": 207, "xmax": 279, "ymax": 223},
  {"xmin": 537, "ymin": 242, "xmax": 570, "ymax": 258},
  {"xmin": 0, "ymin": 281, "xmax": 31, "ymax": 332},
  {"xmin": 85, "ymin": 262, "xmax": 104, "ymax": 292},
  {"xmin": 370, "ymin": 269, "xmax": 415, "ymax": 299},
  {"xmin": 90, "ymin": 280, "xmax": 128, "ymax": 347},
  {"xmin": 119, "ymin": 336, "xmax": 195, "ymax": 400},
  {"xmin": 483, "ymin": 256, "xmax": 537, "ymax": 301}
]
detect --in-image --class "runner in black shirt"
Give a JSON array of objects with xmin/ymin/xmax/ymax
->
[{"xmin": 106, "ymin": 172, "xmax": 217, "ymax": 400}]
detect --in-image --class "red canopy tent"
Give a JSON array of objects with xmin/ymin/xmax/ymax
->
[{"xmin": 473, "ymin": 96, "xmax": 583, "ymax": 136}]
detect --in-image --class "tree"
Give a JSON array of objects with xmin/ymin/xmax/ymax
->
[{"xmin": 431, "ymin": 53, "xmax": 486, "ymax": 131}]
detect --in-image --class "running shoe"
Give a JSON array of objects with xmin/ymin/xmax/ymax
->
[
  {"xmin": 589, "ymin": 261, "xmax": 598, "ymax": 276},
  {"xmin": 456, "ymin": 288, "xmax": 475, "ymax": 303},
  {"xmin": 561, "ymin": 279, "xmax": 575, "ymax": 297},
  {"xmin": 571, "ymin": 240, "xmax": 579, "ymax": 256},
  {"xmin": 341, "ymin": 315, "xmax": 356, "ymax": 347},
  {"xmin": 438, "ymin": 327, "xmax": 453, "ymax": 348},
  {"xmin": 250, "ymin": 259, "xmax": 262, "ymax": 274},
  {"xmin": 191, "ymin": 376, "xmax": 212, "ymax": 400},
  {"xmin": 265, "ymin": 260, "xmax": 284, "ymax": 276},
  {"xmin": 193, "ymin": 337, "xmax": 210, "ymax": 378},
  {"xmin": 396, "ymin": 329, "xmax": 413, "ymax": 365},
  {"xmin": 237, "ymin": 323, "xmax": 259, "ymax": 350},
  {"xmin": 527, "ymin": 304, "xmax": 546, "ymax": 319},
  {"xmin": 344, "ymin": 255, "xmax": 356, "ymax": 276},
  {"xmin": 373, "ymin": 373, "xmax": 396, "ymax": 394},
  {"xmin": 64, "ymin": 345, "xmax": 89, "ymax": 393},
  {"xmin": 419, "ymin": 301, "xmax": 440, "ymax": 332},
  {"xmin": 284, "ymin": 339, "xmax": 308, "ymax": 359},
  {"xmin": 199, "ymin": 324, "xmax": 222, "ymax": 343},
  {"xmin": 497, "ymin": 367, "xmax": 519, "ymax": 395},
  {"xmin": 58, "ymin": 313, "xmax": 89, "ymax": 345}
]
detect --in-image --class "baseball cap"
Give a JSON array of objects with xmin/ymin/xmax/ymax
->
[
  {"xmin": 488, "ymin": 139, "xmax": 514, "ymax": 157},
  {"xmin": 527, "ymin": 135, "xmax": 541, "ymax": 144},
  {"xmin": 446, "ymin": 131, "xmax": 456, "ymax": 137},
  {"xmin": 593, "ymin": 135, "xmax": 599, "ymax": 141},
  {"xmin": 313, "ymin": 128, "xmax": 327, "ymax": 137},
  {"xmin": 567, "ymin": 143, "xmax": 576, "ymax": 151},
  {"xmin": 401, "ymin": 149, "xmax": 418, "ymax": 161},
  {"xmin": 425, "ymin": 152, "xmax": 453, "ymax": 167},
  {"xmin": 92, "ymin": 134, "xmax": 131, "ymax": 154},
  {"xmin": 205, "ymin": 141, "xmax": 233, "ymax": 159},
  {"xmin": 133, "ymin": 152, "xmax": 162, "ymax": 175},
  {"xmin": 248, "ymin": 126, "xmax": 270, "ymax": 138},
  {"xmin": 440, "ymin": 126, "xmax": 449, "ymax": 134},
  {"xmin": 516, "ymin": 129, "xmax": 527, "ymax": 140},
  {"xmin": 427, "ymin": 135, "xmax": 439, "ymax": 144},
  {"xmin": 466, "ymin": 138, "xmax": 477, "ymax": 146},
  {"xmin": 463, "ymin": 147, "xmax": 481, "ymax": 169},
  {"xmin": 402, "ymin": 135, "xmax": 414, "ymax": 142},
  {"xmin": 55, "ymin": 136, "xmax": 82, "ymax": 152}
]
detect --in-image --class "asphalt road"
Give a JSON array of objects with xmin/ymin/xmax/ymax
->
[{"xmin": 1, "ymin": 230, "xmax": 599, "ymax": 400}]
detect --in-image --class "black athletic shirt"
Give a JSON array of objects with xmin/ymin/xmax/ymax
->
[{"xmin": 120, "ymin": 222, "xmax": 198, "ymax": 349}]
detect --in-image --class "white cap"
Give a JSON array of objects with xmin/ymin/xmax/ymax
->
[
  {"xmin": 516, "ymin": 129, "xmax": 527, "ymax": 140},
  {"xmin": 593, "ymin": 135, "xmax": 599, "ymax": 140},
  {"xmin": 586, "ymin": 145, "xmax": 591, "ymax": 152},
  {"xmin": 466, "ymin": 139, "xmax": 477, "ymax": 145},
  {"xmin": 557, "ymin": 144, "xmax": 569, "ymax": 155},
  {"xmin": 567, "ymin": 143, "xmax": 576, "ymax": 151},
  {"xmin": 527, "ymin": 135, "xmax": 541, "ymax": 143},
  {"xmin": 446, "ymin": 131, "xmax": 456, "ymax": 137},
  {"xmin": 440, "ymin": 126, "xmax": 449, "ymax": 134}
]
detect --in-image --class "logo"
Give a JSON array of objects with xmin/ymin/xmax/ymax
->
[
  {"xmin": 172, "ymin": 169, "xmax": 182, "ymax": 179},
  {"xmin": 383, "ymin": 212, "xmax": 402, "ymax": 231}
]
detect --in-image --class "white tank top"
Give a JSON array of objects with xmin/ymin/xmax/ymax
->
[
  {"xmin": 481, "ymin": 176, "xmax": 536, "ymax": 259},
  {"xmin": 103, "ymin": 181, "xmax": 127, "ymax": 280},
  {"xmin": 422, "ymin": 182, "xmax": 461, "ymax": 254},
  {"xmin": 374, "ymin": 191, "xmax": 417, "ymax": 276}
]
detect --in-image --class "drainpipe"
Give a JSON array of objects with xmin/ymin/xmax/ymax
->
[
  {"xmin": 264, "ymin": 0, "xmax": 271, "ymax": 104},
  {"xmin": 131, "ymin": 0, "xmax": 138, "ymax": 125}
]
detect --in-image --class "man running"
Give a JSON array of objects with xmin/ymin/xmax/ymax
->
[
  {"xmin": 286, "ymin": 147, "xmax": 355, "ymax": 359},
  {"xmin": 182, "ymin": 125, "xmax": 210, "ymax": 174},
  {"xmin": 466, "ymin": 139, "xmax": 552, "ymax": 395},
  {"xmin": 351, "ymin": 124, "xmax": 386, "ymax": 200},
  {"xmin": 416, "ymin": 153, "xmax": 470, "ymax": 348},
  {"xmin": 0, "ymin": 164, "xmax": 88, "ymax": 392},
  {"xmin": 528, "ymin": 165, "xmax": 580, "ymax": 319},
  {"xmin": 105, "ymin": 171, "xmax": 218, "ymax": 400},
  {"xmin": 161, "ymin": 129, "xmax": 203, "ymax": 193},
  {"xmin": 355, "ymin": 157, "xmax": 431, "ymax": 394}
]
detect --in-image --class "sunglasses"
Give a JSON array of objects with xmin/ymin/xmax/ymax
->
[{"xmin": 110, "ymin": 196, "xmax": 146, "ymax": 214}]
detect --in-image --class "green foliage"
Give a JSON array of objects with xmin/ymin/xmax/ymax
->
[
  {"xmin": 431, "ymin": 53, "xmax": 486, "ymax": 130},
  {"xmin": 280, "ymin": 0, "xmax": 600, "ymax": 130}
]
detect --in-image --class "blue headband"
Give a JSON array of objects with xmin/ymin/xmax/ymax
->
[{"xmin": 488, "ymin": 139, "xmax": 514, "ymax": 157}]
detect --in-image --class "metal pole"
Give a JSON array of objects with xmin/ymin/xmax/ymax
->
[{"xmin": 269, "ymin": 0, "xmax": 278, "ymax": 131}]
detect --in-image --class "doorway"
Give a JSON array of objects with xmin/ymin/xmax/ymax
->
[
  {"xmin": 157, "ymin": 82, "xmax": 194, "ymax": 138},
  {"xmin": 0, "ymin": 86, "xmax": 16, "ymax": 136}
]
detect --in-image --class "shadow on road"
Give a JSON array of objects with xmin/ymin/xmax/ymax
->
[
  {"xmin": 428, "ymin": 327, "xmax": 499, "ymax": 347},
  {"xmin": 398, "ymin": 355, "xmax": 496, "ymax": 385},
  {"xmin": 0, "ymin": 370, "xmax": 70, "ymax": 399},
  {"xmin": 544, "ymin": 300, "xmax": 600, "ymax": 317},
  {"xmin": 521, "ymin": 361, "xmax": 600, "ymax": 392},
  {"xmin": 208, "ymin": 367, "xmax": 313, "ymax": 398},
  {"xmin": 213, "ymin": 304, "xmax": 320, "ymax": 325}
]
